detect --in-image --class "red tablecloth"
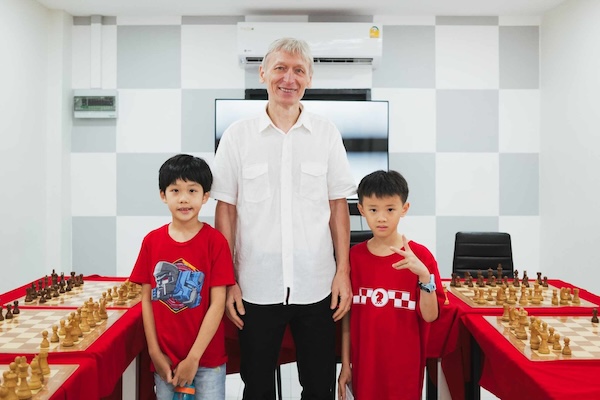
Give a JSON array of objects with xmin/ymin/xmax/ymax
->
[
  {"xmin": 0, "ymin": 276, "xmax": 147, "ymax": 399},
  {"xmin": 463, "ymin": 313, "xmax": 600, "ymax": 400}
]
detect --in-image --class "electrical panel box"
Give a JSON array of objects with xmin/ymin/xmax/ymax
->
[{"xmin": 73, "ymin": 89, "xmax": 118, "ymax": 119}]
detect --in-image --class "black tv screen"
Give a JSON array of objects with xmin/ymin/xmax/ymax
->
[{"xmin": 215, "ymin": 99, "xmax": 389, "ymax": 199}]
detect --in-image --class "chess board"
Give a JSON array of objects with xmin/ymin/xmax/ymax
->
[
  {"xmin": 0, "ymin": 363, "xmax": 78, "ymax": 399},
  {"xmin": 16, "ymin": 280, "xmax": 141, "ymax": 309},
  {"xmin": 446, "ymin": 281, "xmax": 599, "ymax": 309},
  {"xmin": 0, "ymin": 309, "xmax": 126, "ymax": 354},
  {"xmin": 484, "ymin": 315, "xmax": 600, "ymax": 361}
]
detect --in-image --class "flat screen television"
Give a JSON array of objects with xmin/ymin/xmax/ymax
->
[{"xmin": 214, "ymin": 99, "xmax": 389, "ymax": 199}]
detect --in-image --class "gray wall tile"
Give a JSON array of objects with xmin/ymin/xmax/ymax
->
[
  {"xmin": 436, "ymin": 16, "xmax": 499, "ymax": 26},
  {"xmin": 500, "ymin": 153, "xmax": 539, "ymax": 215},
  {"xmin": 117, "ymin": 25, "xmax": 181, "ymax": 88},
  {"xmin": 436, "ymin": 216, "xmax": 500, "ymax": 276},
  {"xmin": 182, "ymin": 89, "xmax": 244, "ymax": 153},
  {"xmin": 73, "ymin": 217, "xmax": 117, "ymax": 276},
  {"xmin": 389, "ymin": 152, "xmax": 436, "ymax": 216},
  {"xmin": 373, "ymin": 25, "xmax": 435, "ymax": 88},
  {"xmin": 72, "ymin": 119, "xmax": 117, "ymax": 153},
  {"xmin": 500, "ymin": 26, "xmax": 539, "ymax": 89},
  {"xmin": 117, "ymin": 153, "xmax": 175, "ymax": 216},
  {"xmin": 437, "ymin": 90, "xmax": 499, "ymax": 152}
]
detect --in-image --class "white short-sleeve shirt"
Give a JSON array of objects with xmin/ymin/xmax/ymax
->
[{"xmin": 211, "ymin": 105, "xmax": 357, "ymax": 305}]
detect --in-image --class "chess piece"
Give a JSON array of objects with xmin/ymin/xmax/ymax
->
[
  {"xmin": 538, "ymin": 331, "xmax": 550, "ymax": 354},
  {"xmin": 106, "ymin": 288, "xmax": 113, "ymax": 301},
  {"xmin": 542, "ymin": 276, "xmax": 548, "ymax": 288},
  {"xmin": 559, "ymin": 288, "xmax": 569, "ymax": 305},
  {"xmin": 553, "ymin": 333, "xmax": 562, "ymax": 351},
  {"xmin": 522, "ymin": 271, "xmax": 529, "ymax": 288},
  {"xmin": 61, "ymin": 325, "xmax": 74, "ymax": 347},
  {"xmin": 552, "ymin": 289, "xmax": 559, "ymax": 306},
  {"xmin": 548, "ymin": 327, "xmax": 555, "ymax": 344},
  {"xmin": 513, "ymin": 269, "xmax": 520, "ymax": 287},
  {"xmin": 536, "ymin": 272, "xmax": 542, "ymax": 285},
  {"xmin": 562, "ymin": 337, "xmax": 572, "ymax": 355},
  {"xmin": 519, "ymin": 286, "xmax": 528, "ymax": 306},
  {"xmin": 501, "ymin": 304, "xmax": 510, "ymax": 322},
  {"xmin": 592, "ymin": 308, "xmax": 599, "ymax": 324},
  {"xmin": 40, "ymin": 330, "xmax": 50, "ymax": 349},
  {"xmin": 80, "ymin": 309, "xmax": 91, "ymax": 333},
  {"xmin": 572, "ymin": 288, "xmax": 581, "ymax": 305},
  {"xmin": 16, "ymin": 356, "xmax": 32, "ymax": 400},
  {"xmin": 28, "ymin": 358, "xmax": 42, "ymax": 390},
  {"xmin": 38, "ymin": 350, "xmax": 50, "ymax": 375},
  {"xmin": 0, "ymin": 305, "xmax": 4, "ymax": 322},
  {"xmin": 51, "ymin": 325, "xmax": 60, "ymax": 342},
  {"xmin": 99, "ymin": 299, "xmax": 108, "ymax": 319},
  {"xmin": 5, "ymin": 304, "xmax": 13, "ymax": 320},
  {"xmin": 3, "ymin": 365, "xmax": 18, "ymax": 398},
  {"xmin": 24, "ymin": 288, "xmax": 34, "ymax": 303}
]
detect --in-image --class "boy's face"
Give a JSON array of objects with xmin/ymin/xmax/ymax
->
[
  {"xmin": 160, "ymin": 179, "xmax": 209, "ymax": 225},
  {"xmin": 358, "ymin": 194, "xmax": 409, "ymax": 240}
]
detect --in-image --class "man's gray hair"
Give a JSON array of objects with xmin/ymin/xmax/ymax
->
[{"xmin": 261, "ymin": 37, "xmax": 314, "ymax": 75}]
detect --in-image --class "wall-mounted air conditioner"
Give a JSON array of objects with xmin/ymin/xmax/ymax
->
[{"xmin": 237, "ymin": 22, "xmax": 383, "ymax": 69}]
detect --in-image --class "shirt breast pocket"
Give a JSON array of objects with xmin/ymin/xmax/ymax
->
[
  {"xmin": 243, "ymin": 163, "xmax": 271, "ymax": 203},
  {"xmin": 300, "ymin": 162, "xmax": 328, "ymax": 202}
]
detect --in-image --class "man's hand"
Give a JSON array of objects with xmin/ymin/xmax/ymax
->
[
  {"xmin": 390, "ymin": 235, "xmax": 430, "ymax": 283},
  {"xmin": 225, "ymin": 283, "xmax": 245, "ymax": 329},
  {"xmin": 331, "ymin": 270, "xmax": 352, "ymax": 321}
]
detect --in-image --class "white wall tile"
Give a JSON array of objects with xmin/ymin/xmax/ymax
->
[
  {"xmin": 117, "ymin": 16, "xmax": 182, "ymax": 26},
  {"xmin": 101, "ymin": 24, "xmax": 117, "ymax": 89},
  {"xmin": 116, "ymin": 89, "xmax": 182, "ymax": 153},
  {"xmin": 116, "ymin": 216, "xmax": 172, "ymax": 276},
  {"xmin": 499, "ymin": 16, "xmax": 541, "ymax": 26},
  {"xmin": 499, "ymin": 216, "xmax": 540, "ymax": 272},
  {"xmin": 311, "ymin": 65, "xmax": 373, "ymax": 89},
  {"xmin": 400, "ymin": 216, "xmax": 437, "ymax": 259},
  {"xmin": 436, "ymin": 26, "xmax": 499, "ymax": 89},
  {"xmin": 181, "ymin": 25, "xmax": 245, "ymax": 89},
  {"xmin": 373, "ymin": 88, "xmax": 436, "ymax": 152},
  {"xmin": 373, "ymin": 15, "xmax": 435, "ymax": 25},
  {"xmin": 499, "ymin": 90, "xmax": 540, "ymax": 152},
  {"xmin": 72, "ymin": 25, "xmax": 91, "ymax": 88},
  {"xmin": 436, "ymin": 153, "xmax": 499, "ymax": 216},
  {"xmin": 71, "ymin": 153, "xmax": 116, "ymax": 216}
]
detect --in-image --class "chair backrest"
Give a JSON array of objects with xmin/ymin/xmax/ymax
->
[
  {"xmin": 350, "ymin": 230, "xmax": 373, "ymax": 248},
  {"xmin": 452, "ymin": 232, "xmax": 514, "ymax": 279}
]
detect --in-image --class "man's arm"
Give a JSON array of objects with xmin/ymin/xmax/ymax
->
[
  {"xmin": 329, "ymin": 198, "xmax": 352, "ymax": 321},
  {"xmin": 215, "ymin": 200, "xmax": 245, "ymax": 329}
]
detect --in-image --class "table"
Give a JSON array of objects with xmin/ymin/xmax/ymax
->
[
  {"xmin": 0, "ymin": 275, "xmax": 148, "ymax": 399},
  {"xmin": 439, "ymin": 278, "xmax": 600, "ymax": 400},
  {"xmin": 463, "ymin": 313, "xmax": 600, "ymax": 399}
]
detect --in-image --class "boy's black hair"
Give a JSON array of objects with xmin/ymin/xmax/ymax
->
[
  {"xmin": 158, "ymin": 154, "xmax": 212, "ymax": 193},
  {"xmin": 357, "ymin": 170, "xmax": 409, "ymax": 204}
]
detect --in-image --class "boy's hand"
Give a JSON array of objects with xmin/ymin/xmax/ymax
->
[
  {"xmin": 337, "ymin": 365, "xmax": 352, "ymax": 400},
  {"xmin": 151, "ymin": 351, "xmax": 173, "ymax": 384},
  {"xmin": 225, "ymin": 283, "xmax": 245, "ymax": 329},
  {"xmin": 390, "ymin": 235, "xmax": 430, "ymax": 283},
  {"xmin": 172, "ymin": 357, "xmax": 197, "ymax": 387}
]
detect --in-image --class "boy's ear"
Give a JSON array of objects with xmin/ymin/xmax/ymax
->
[
  {"xmin": 160, "ymin": 191, "xmax": 167, "ymax": 203},
  {"xmin": 400, "ymin": 202, "xmax": 410, "ymax": 217},
  {"xmin": 202, "ymin": 191, "xmax": 210, "ymax": 204},
  {"xmin": 357, "ymin": 203, "xmax": 365, "ymax": 217}
]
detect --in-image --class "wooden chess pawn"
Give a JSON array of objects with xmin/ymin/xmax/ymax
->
[
  {"xmin": 519, "ymin": 286, "xmax": 528, "ymax": 306},
  {"xmin": 5, "ymin": 304, "xmax": 13, "ymax": 320},
  {"xmin": 51, "ymin": 325, "xmax": 60, "ymax": 342},
  {"xmin": 80, "ymin": 309, "xmax": 91, "ymax": 333},
  {"xmin": 99, "ymin": 299, "xmax": 108, "ymax": 320},
  {"xmin": 28, "ymin": 358, "xmax": 42, "ymax": 390},
  {"xmin": 592, "ymin": 308, "xmax": 599, "ymax": 324},
  {"xmin": 40, "ymin": 330, "xmax": 50, "ymax": 349},
  {"xmin": 572, "ymin": 288, "xmax": 581, "ymax": 305},
  {"xmin": 562, "ymin": 337, "xmax": 572, "ymax": 355},
  {"xmin": 538, "ymin": 331, "xmax": 550, "ymax": 354},
  {"xmin": 0, "ymin": 305, "xmax": 4, "ymax": 322},
  {"xmin": 548, "ymin": 327, "xmax": 555, "ymax": 344},
  {"xmin": 106, "ymin": 288, "xmax": 113, "ymax": 301},
  {"xmin": 501, "ymin": 304, "xmax": 510, "ymax": 322},
  {"xmin": 553, "ymin": 333, "xmax": 562, "ymax": 351}
]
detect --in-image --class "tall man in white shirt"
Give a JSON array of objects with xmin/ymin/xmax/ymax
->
[{"xmin": 211, "ymin": 37, "xmax": 356, "ymax": 399}]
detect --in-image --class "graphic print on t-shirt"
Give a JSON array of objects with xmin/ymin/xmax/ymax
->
[
  {"xmin": 151, "ymin": 259, "xmax": 205, "ymax": 312},
  {"xmin": 353, "ymin": 287, "xmax": 416, "ymax": 310}
]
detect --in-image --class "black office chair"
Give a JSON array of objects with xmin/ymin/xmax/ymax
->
[
  {"xmin": 350, "ymin": 230, "xmax": 373, "ymax": 247},
  {"xmin": 452, "ymin": 231, "xmax": 514, "ymax": 279}
]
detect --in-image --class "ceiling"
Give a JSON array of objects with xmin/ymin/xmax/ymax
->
[{"xmin": 36, "ymin": 0, "xmax": 567, "ymax": 18}]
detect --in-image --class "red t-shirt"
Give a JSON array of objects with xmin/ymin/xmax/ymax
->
[
  {"xmin": 129, "ymin": 223, "xmax": 235, "ymax": 370},
  {"xmin": 349, "ymin": 240, "xmax": 444, "ymax": 400}
]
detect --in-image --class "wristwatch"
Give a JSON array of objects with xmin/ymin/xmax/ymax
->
[{"xmin": 418, "ymin": 274, "xmax": 436, "ymax": 293}]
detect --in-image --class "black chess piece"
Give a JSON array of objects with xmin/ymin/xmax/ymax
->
[
  {"xmin": 12, "ymin": 301, "xmax": 19, "ymax": 315},
  {"xmin": 25, "ymin": 288, "xmax": 34, "ymax": 303},
  {"xmin": 0, "ymin": 305, "xmax": 4, "ymax": 321},
  {"xmin": 5, "ymin": 304, "xmax": 13, "ymax": 320},
  {"xmin": 592, "ymin": 308, "xmax": 599, "ymax": 324}
]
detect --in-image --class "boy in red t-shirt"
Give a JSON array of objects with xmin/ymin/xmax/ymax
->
[
  {"xmin": 130, "ymin": 154, "xmax": 235, "ymax": 400},
  {"xmin": 338, "ymin": 170, "xmax": 445, "ymax": 400}
]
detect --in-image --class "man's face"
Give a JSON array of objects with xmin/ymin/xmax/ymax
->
[{"xmin": 259, "ymin": 50, "xmax": 312, "ymax": 108}]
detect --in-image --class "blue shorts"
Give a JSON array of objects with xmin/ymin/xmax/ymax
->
[{"xmin": 154, "ymin": 363, "xmax": 225, "ymax": 400}]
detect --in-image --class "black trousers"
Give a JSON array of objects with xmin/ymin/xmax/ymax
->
[{"xmin": 238, "ymin": 295, "xmax": 336, "ymax": 400}]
